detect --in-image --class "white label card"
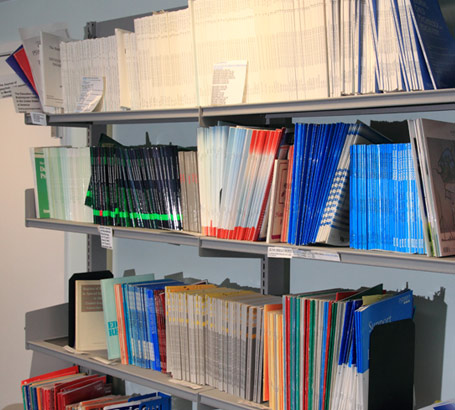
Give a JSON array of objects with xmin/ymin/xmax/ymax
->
[
  {"xmin": 30, "ymin": 112, "xmax": 47, "ymax": 126},
  {"xmin": 98, "ymin": 226, "xmax": 113, "ymax": 250},
  {"xmin": 76, "ymin": 76, "xmax": 104, "ymax": 113},
  {"xmin": 267, "ymin": 246, "xmax": 293, "ymax": 259},
  {"xmin": 293, "ymin": 249, "xmax": 341, "ymax": 262},
  {"xmin": 11, "ymin": 85, "xmax": 42, "ymax": 113},
  {"xmin": 211, "ymin": 60, "xmax": 247, "ymax": 106}
]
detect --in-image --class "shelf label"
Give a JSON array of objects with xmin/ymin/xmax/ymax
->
[
  {"xmin": 293, "ymin": 249, "xmax": 340, "ymax": 262},
  {"xmin": 267, "ymin": 246, "xmax": 293, "ymax": 259},
  {"xmin": 98, "ymin": 226, "xmax": 113, "ymax": 250},
  {"xmin": 30, "ymin": 112, "xmax": 47, "ymax": 126},
  {"xmin": 211, "ymin": 60, "xmax": 247, "ymax": 105},
  {"xmin": 76, "ymin": 76, "xmax": 104, "ymax": 112}
]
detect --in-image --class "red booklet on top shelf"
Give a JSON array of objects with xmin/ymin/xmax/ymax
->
[{"xmin": 12, "ymin": 46, "xmax": 38, "ymax": 94}]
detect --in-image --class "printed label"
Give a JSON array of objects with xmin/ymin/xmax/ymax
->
[
  {"xmin": 267, "ymin": 246, "xmax": 293, "ymax": 258},
  {"xmin": 98, "ymin": 225, "xmax": 113, "ymax": 250}
]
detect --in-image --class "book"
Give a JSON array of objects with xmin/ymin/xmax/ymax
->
[
  {"xmin": 350, "ymin": 143, "xmax": 422, "ymax": 253},
  {"xmin": 113, "ymin": 278, "xmax": 184, "ymax": 367},
  {"xmin": 184, "ymin": 150, "xmax": 201, "ymax": 233},
  {"xmin": 197, "ymin": 125, "xmax": 283, "ymax": 241},
  {"xmin": 19, "ymin": 22, "xmax": 70, "ymax": 112},
  {"xmin": 100, "ymin": 273, "xmax": 156, "ymax": 360},
  {"xmin": 263, "ymin": 304, "xmax": 282, "ymax": 403},
  {"xmin": 281, "ymin": 145, "xmax": 294, "ymax": 243},
  {"xmin": 408, "ymin": 118, "xmax": 455, "ymax": 256},
  {"xmin": 31, "ymin": 146, "xmax": 92, "ymax": 222},
  {"xmin": 266, "ymin": 159, "xmax": 289, "ymax": 243},
  {"xmin": 56, "ymin": 379, "xmax": 110, "ymax": 410},
  {"xmin": 165, "ymin": 283, "xmax": 217, "ymax": 380},
  {"xmin": 21, "ymin": 366, "xmax": 79, "ymax": 410},
  {"xmin": 33, "ymin": 373, "xmax": 88, "ymax": 410},
  {"xmin": 288, "ymin": 122, "xmax": 351, "ymax": 246},
  {"xmin": 53, "ymin": 375, "xmax": 106, "ymax": 410},
  {"xmin": 114, "ymin": 283, "xmax": 129, "ymax": 365},
  {"xmin": 127, "ymin": 279, "xmax": 183, "ymax": 370},
  {"xmin": 39, "ymin": 31, "xmax": 66, "ymax": 108},
  {"xmin": 75, "ymin": 279, "xmax": 108, "ymax": 351},
  {"xmin": 68, "ymin": 271, "xmax": 113, "ymax": 348},
  {"xmin": 85, "ymin": 144, "xmax": 185, "ymax": 230},
  {"xmin": 281, "ymin": 286, "xmax": 385, "ymax": 410},
  {"xmin": 30, "ymin": 147, "xmax": 50, "ymax": 219},
  {"xmin": 76, "ymin": 395, "xmax": 130, "ymax": 410}
]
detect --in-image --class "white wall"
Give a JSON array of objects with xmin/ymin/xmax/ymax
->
[
  {"xmin": 0, "ymin": 0, "xmax": 454, "ymax": 408},
  {"xmin": 0, "ymin": 95, "xmax": 65, "ymax": 408}
]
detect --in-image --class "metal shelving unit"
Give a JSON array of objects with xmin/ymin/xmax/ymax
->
[{"xmin": 24, "ymin": 87, "xmax": 455, "ymax": 409}]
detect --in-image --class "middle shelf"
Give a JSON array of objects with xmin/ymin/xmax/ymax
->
[{"xmin": 25, "ymin": 189, "xmax": 455, "ymax": 274}]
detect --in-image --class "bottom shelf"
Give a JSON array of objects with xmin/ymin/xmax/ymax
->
[{"xmin": 26, "ymin": 337, "xmax": 267, "ymax": 410}]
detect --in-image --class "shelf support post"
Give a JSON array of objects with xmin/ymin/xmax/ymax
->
[
  {"xmin": 87, "ymin": 124, "xmax": 108, "ymax": 272},
  {"xmin": 261, "ymin": 256, "xmax": 290, "ymax": 296},
  {"xmin": 193, "ymin": 401, "xmax": 214, "ymax": 410}
]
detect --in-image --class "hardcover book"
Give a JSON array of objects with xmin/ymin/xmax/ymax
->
[
  {"xmin": 75, "ymin": 280, "xmax": 107, "ymax": 351},
  {"xmin": 68, "ymin": 271, "xmax": 113, "ymax": 348}
]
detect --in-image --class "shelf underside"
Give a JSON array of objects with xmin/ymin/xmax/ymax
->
[
  {"xmin": 26, "ymin": 338, "xmax": 266, "ymax": 410},
  {"xmin": 43, "ymin": 89, "xmax": 455, "ymax": 125},
  {"xmin": 25, "ymin": 217, "xmax": 455, "ymax": 274}
]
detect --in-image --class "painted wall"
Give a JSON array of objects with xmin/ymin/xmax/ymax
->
[
  {"xmin": 0, "ymin": 0, "xmax": 454, "ymax": 408},
  {"xmin": 0, "ymin": 94, "xmax": 65, "ymax": 408}
]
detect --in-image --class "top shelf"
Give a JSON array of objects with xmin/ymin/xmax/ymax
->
[{"xmin": 42, "ymin": 89, "xmax": 455, "ymax": 126}]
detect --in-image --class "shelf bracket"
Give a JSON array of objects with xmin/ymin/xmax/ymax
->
[
  {"xmin": 261, "ymin": 256, "xmax": 290, "ymax": 296},
  {"xmin": 87, "ymin": 235, "xmax": 107, "ymax": 272}
]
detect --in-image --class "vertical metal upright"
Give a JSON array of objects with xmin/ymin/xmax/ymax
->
[
  {"xmin": 86, "ymin": 124, "xmax": 107, "ymax": 272},
  {"xmin": 261, "ymin": 256, "xmax": 290, "ymax": 296}
]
